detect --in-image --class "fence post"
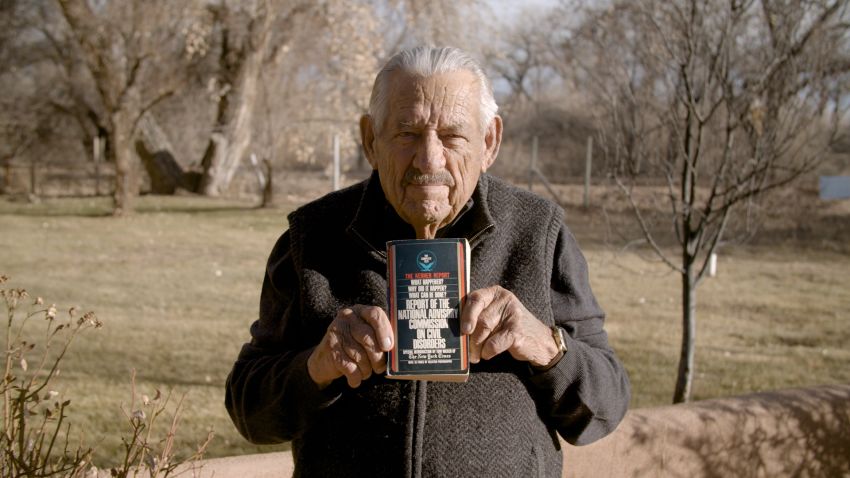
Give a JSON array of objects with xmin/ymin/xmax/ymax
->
[
  {"xmin": 262, "ymin": 158, "xmax": 273, "ymax": 208},
  {"xmin": 584, "ymin": 136, "xmax": 593, "ymax": 208},
  {"xmin": 529, "ymin": 135, "xmax": 538, "ymax": 191},
  {"xmin": 93, "ymin": 135, "xmax": 103, "ymax": 196},
  {"xmin": 29, "ymin": 159, "xmax": 37, "ymax": 198},
  {"xmin": 333, "ymin": 134, "xmax": 340, "ymax": 191},
  {"xmin": 249, "ymin": 153, "xmax": 265, "ymax": 188},
  {"xmin": 709, "ymin": 253, "xmax": 718, "ymax": 277}
]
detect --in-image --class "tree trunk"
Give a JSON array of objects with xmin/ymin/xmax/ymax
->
[
  {"xmin": 111, "ymin": 112, "xmax": 137, "ymax": 216},
  {"xmin": 261, "ymin": 158, "xmax": 273, "ymax": 208},
  {"xmin": 135, "ymin": 113, "xmax": 195, "ymax": 194},
  {"xmin": 28, "ymin": 159, "xmax": 38, "ymax": 199},
  {"xmin": 198, "ymin": 1, "xmax": 284, "ymax": 198},
  {"xmin": 673, "ymin": 263, "xmax": 697, "ymax": 403},
  {"xmin": 198, "ymin": 51, "xmax": 263, "ymax": 196}
]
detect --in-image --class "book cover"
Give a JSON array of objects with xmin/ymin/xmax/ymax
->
[{"xmin": 386, "ymin": 238, "xmax": 470, "ymax": 382}]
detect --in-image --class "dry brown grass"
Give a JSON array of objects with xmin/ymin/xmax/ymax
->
[{"xmin": 0, "ymin": 170, "xmax": 847, "ymax": 462}]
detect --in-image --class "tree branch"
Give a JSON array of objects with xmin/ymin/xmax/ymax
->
[{"xmin": 614, "ymin": 174, "xmax": 684, "ymax": 274}]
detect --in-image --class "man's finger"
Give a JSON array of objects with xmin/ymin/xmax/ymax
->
[
  {"xmin": 330, "ymin": 346, "xmax": 361, "ymax": 387},
  {"xmin": 374, "ymin": 359, "xmax": 387, "ymax": 374},
  {"xmin": 467, "ymin": 304, "xmax": 504, "ymax": 364},
  {"xmin": 469, "ymin": 290, "xmax": 510, "ymax": 346},
  {"xmin": 353, "ymin": 305, "xmax": 394, "ymax": 351},
  {"xmin": 480, "ymin": 327, "xmax": 516, "ymax": 360},
  {"xmin": 461, "ymin": 287, "xmax": 498, "ymax": 335},
  {"xmin": 340, "ymin": 332, "xmax": 372, "ymax": 383},
  {"xmin": 328, "ymin": 312, "xmax": 373, "ymax": 387},
  {"xmin": 468, "ymin": 339, "xmax": 481, "ymax": 364},
  {"xmin": 349, "ymin": 321, "xmax": 386, "ymax": 372},
  {"xmin": 341, "ymin": 364, "xmax": 363, "ymax": 389},
  {"xmin": 338, "ymin": 307, "xmax": 386, "ymax": 373},
  {"xmin": 335, "ymin": 345, "xmax": 368, "ymax": 388}
]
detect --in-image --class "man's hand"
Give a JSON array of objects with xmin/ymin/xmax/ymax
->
[
  {"xmin": 461, "ymin": 286, "xmax": 560, "ymax": 368},
  {"xmin": 307, "ymin": 305, "xmax": 394, "ymax": 389}
]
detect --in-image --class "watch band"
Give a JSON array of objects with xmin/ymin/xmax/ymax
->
[{"xmin": 531, "ymin": 326, "xmax": 568, "ymax": 372}]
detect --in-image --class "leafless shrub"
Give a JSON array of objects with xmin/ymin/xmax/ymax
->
[
  {"xmin": 109, "ymin": 370, "xmax": 213, "ymax": 478},
  {"xmin": 0, "ymin": 275, "xmax": 212, "ymax": 477},
  {"xmin": 1, "ymin": 275, "xmax": 99, "ymax": 477}
]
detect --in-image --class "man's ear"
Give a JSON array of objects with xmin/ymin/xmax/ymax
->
[
  {"xmin": 481, "ymin": 115, "xmax": 503, "ymax": 172},
  {"xmin": 360, "ymin": 115, "xmax": 378, "ymax": 169}
]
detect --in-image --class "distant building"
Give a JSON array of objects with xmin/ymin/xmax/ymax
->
[{"xmin": 819, "ymin": 176, "xmax": 850, "ymax": 200}]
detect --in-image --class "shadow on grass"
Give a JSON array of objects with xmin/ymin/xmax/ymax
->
[
  {"xmin": 135, "ymin": 204, "xmax": 266, "ymax": 215},
  {"xmin": 0, "ymin": 194, "xmax": 269, "ymax": 218}
]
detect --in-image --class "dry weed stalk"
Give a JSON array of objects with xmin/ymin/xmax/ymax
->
[
  {"xmin": 110, "ymin": 370, "xmax": 213, "ymax": 478},
  {"xmin": 1, "ymin": 274, "xmax": 99, "ymax": 477},
  {"xmin": 1, "ymin": 275, "xmax": 213, "ymax": 478}
]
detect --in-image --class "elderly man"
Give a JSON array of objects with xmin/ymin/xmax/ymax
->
[{"xmin": 226, "ymin": 46, "xmax": 630, "ymax": 477}]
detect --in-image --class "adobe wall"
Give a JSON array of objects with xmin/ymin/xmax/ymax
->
[
  {"xmin": 188, "ymin": 384, "xmax": 850, "ymax": 477},
  {"xmin": 563, "ymin": 384, "xmax": 850, "ymax": 477}
]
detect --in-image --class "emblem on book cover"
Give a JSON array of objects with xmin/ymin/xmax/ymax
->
[{"xmin": 416, "ymin": 250, "xmax": 436, "ymax": 272}]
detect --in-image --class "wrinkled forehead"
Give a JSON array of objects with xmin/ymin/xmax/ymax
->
[{"xmin": 385, "ymin": 70, "xmax": 481, "ymax": 128}]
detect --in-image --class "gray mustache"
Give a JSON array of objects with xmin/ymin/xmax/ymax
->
[{"xmin": 403, "ymin": 169, "xmax": 455, "ymax": 186}]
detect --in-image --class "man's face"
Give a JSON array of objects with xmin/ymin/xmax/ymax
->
[{"xmin": 361, "ymin": 70, "xmax": 502, "ymax": 238}]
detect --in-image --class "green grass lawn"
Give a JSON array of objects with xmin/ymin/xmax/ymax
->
[{"xmin": 1, "ymin": 193, "xmax": 848, "ymax": 466}]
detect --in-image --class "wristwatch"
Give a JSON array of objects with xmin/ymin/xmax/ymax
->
[
  {"xmin": 551, "ymin": 325, "xmax": 568, "ymax": 359},
  {"xmin": 532, "ymin": 326, "xmax": 568, "ymax": 372}
]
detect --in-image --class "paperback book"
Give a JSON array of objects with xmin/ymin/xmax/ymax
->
[{"xmin": 386, "ymin": 238, "xmax": 470, "ymax": 382}]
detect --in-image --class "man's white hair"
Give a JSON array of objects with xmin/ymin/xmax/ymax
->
[{"xmin": 368, "ymin": 46, "xmax": 498, "ymax": 133}]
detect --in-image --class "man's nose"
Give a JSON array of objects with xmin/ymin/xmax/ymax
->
[{"xmin": 413, "ymin": 131, "xmax": 446, "ymax": 172}]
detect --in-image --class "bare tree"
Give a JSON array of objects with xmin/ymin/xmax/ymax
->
[
  {"xmin": 0, "ymin": 0, "xmax": 87, "ymax": 197},
  {"xmin": 1, "ymin": 0, "xmax": 39, "ymax": 192},
  {"xmin": 183, "ymin": 0, "xmax": 401, "ymax": 195},
  {"xmin": 30, "ymin": 0, "xmax": 102, "ymax": 166},
  {"xmin": 382, "ymin": 0, "xmax": 487, "ymax": 54},
  {"xmin": 56, "ymin": 0, "xmax": 197, "ymax": 215},
  {"xmin": 563, "ymin": 0, "xmax": 849, "ymax": 402},
  {"xmin": 2, "ymin": 0, "xmax": 493, "ymax": 204},
  {"xmin": 249, "ymin": 0, "xmax": 488, "ymax": 178},
  {"xmin": 483, "ymin": 8, "xmax": 563, "ymax": 116},
  {"xmin": 194, "ymin": 0, "xmax": 319, "ymax": 196}
]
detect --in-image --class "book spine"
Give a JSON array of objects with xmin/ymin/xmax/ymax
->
[
  {"xmin": 387, "ymin": 244, "xmax": 398, "ymax": 373},
  {"xmin": 457, "ymin": 240, "xmax": 468, "ymax": 370}
]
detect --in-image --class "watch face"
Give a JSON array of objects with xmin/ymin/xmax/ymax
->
[{"xmin": 555, "ymin": 327, "xmax": 568, "ymax": 353}]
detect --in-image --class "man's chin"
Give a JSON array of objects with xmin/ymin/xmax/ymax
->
[{"xmin": 402, "ymin": 201, "xmax": 452, "ymax": 228}]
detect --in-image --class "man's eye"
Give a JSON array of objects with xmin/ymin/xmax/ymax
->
[
  {"xmin": 398, "ymin": 131, "xmax": 418, "ymax": 138},
  {"xmin": 441, "ymin": 134, "xmax": 466, "ymax": 143}
]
